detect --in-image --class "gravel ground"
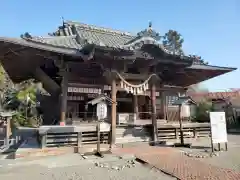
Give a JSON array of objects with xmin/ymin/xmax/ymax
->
[{"xmin": 0, "ymin": 155, "xmax": 176, "ymax": 180}]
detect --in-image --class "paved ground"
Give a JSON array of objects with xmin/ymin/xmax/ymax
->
[
  {"xmin": 0, "ymin": 154, "xmax": 176, "ymax": 180},
  {"xmin": 176, "ymin": 134, "xmax": 240, "ymax": 171},
  {"xmin": 113, "ymin": 134, "xmax": 240, "ymax": 180},
  {"xmin": 1, "ymin": 134, "xmax": 240, "ymax": 180}
]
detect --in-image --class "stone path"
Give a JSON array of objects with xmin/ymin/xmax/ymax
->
[{"xmin": 112, "ymin": 146, "xmax": 240, "ymax": 180}]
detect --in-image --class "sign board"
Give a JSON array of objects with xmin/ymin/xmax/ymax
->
[
  {"xmin": 118, "ymin": 113, "xmax": 130, "ymax": 124},
  {"xmin": 210, "ymin": 112, "xmax": 228, "ymax": 143},
  {"xmin": 96, "ymin": 102, "xmax": 107, "ymax": 120},
  {"xmin": 118, "ymin": 113, "xmax": 135, "ymax": 124}
]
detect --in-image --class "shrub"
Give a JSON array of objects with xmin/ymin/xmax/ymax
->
[{"xmin": 192, "ymin": 101, "xmax": 213, "ymax": 122}]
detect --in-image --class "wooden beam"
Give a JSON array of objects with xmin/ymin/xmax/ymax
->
[{"xmin": 34, "ymin": 68, "xmax": 61, "ymax": 95}]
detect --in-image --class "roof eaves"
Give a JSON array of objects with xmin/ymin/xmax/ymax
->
[
  {"xmin": 187, "ymin": 64, "xmax": 237, "ymax": 71},
  {"xmin": 0, "ymin": 37, "xmax": 84, "ymax": 57}
]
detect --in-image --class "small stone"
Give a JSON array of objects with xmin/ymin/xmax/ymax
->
[
  {"xmin": 82, "ymin": 155, "xmax": 88, "ymax": 159},
  {"xmin": 126, "ymin": 164, "xmax": 131, "ymax": 168},
  {"xmin": 111, "ymin": 166, "xmax": 119, "ymax": 170},
  {"xmin": 103, "ymin": 163, "xmax": 109, "ymax": 168},
  {"xmin": 95, "ymin": 162, "xmax": 100, "ymax": 167}
]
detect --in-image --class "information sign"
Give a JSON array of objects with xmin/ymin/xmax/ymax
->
[
  {"xmin": 210, "ymin": 112, "xmax": 228, "ymax": 144},
  {"xmin": 96, "ymin": 102, "xmax": 107, "ymax": 120}
]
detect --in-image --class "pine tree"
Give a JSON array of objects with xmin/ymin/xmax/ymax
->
[{"xmin": 163, "ymin": 30, "xmax": 184, "ymax": 55}]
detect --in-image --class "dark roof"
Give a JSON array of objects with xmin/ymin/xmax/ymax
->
[
  {"xmin": 0, "ymin": 20, "xmax": 224, "ymax": 66},
  {"xmin": 0, "ymin": 36, "xmax": 83, "ymax": 56},
  {"xmin": 20, "ymin": 21, "xmax": 192, "ymax": 59},
  {"xmin": 0, "ymin": 21, "xmax": 200, "ymax": 64},
  {"xmin": 159, "ymin": 62, "xmax": 236, "ymax": 87},
  {"xmin": 51, "ymin": 21, "xmax": 192, "ymax": 58},
  {"xmin": 187, "ymin": 64, "xmax": 236, "ymax": 71},
  {"xmin": 0, "ymin": 20, "xmax": 237, "ymax": 86}
]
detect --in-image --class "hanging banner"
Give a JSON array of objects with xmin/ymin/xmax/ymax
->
[{"xmin": 210, "ymin": 112, "xmax": 228, "ymax": 144}]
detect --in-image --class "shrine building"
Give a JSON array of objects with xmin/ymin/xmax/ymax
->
[{"xmin": 0, "ymin": 20, "xmax": 236, "ymax": 144}]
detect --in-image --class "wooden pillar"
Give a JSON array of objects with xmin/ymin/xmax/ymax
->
[
  {"xmin": 151, "ymin": 82, "xmax": 158, "ymax": 144},
  {"xmin": 133, "ymin": 95, "xmax": 139, "ymax": 121},
  {"xmin": 111, "ymin": 78, "xmax": 117, "ymax": 145},
  {"xmin": 160, "ymin": 86, "xmax": 166, "ymax": 119},
  {"xmin": 60, "ymin": 66, "xmax": 68, "ymax": 125},
  {"xmin": 84, "ymin": 95, "xmax": 88, "ymax": 121}
]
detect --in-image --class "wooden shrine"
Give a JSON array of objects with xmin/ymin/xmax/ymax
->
[{"xmin": 0, "ymin": 20, "xmax": 236, "ymax": 145}]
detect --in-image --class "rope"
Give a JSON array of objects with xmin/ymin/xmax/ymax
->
[{"xmin": 116, "ymin": 72, "xmax": 157, "ymax": 88}]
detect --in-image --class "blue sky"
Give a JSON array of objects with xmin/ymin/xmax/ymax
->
[{"xmin": 0, "ymin": 0, "xmax": 239, "ymax": 91}]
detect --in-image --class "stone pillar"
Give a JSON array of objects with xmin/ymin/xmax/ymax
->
[
  {"xmin": 111, "ymin": 78, "xmax": 117, "ymax": 145},
  {"xmin": 151, "ymin": 82, "xmax": 158, "ymax": 144},
  {"xmin": 60, "ymin": 66, "xmax": 68, "ymax": 125}
]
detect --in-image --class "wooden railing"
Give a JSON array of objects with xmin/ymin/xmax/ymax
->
[
  {"xmin": 43, "ymin": 131, "xmax": 110, "ymax": 148},
  {"xmin": 38, "ymin": 126, "xmax": 110, "ymax": 148},
  {"xmin": 157, "ymin": 124, "xmax": 211, "ymax": 140}
]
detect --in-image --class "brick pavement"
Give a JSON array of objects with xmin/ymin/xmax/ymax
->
[{"xmin": 112, "ymin": 146, "xmax": 240, "ymax": 180}]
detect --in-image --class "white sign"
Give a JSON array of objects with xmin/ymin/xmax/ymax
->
[
  {"xmin": 118, "ymin": 113, "xmax": 129, "ymax": 124},
  {"xmin": 99, "ymin": 122, "xmax": 110, "ymax": 132},
  {"xmin": 96, "ymin": 102, "xmax": 107, "ymax": 120},
  {"xmin": 210, "ymin": 112, "xmax": 228, "ymax": 143}
]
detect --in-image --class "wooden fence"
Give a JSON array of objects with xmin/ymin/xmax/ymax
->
[
  {"xmin": 157, "ymin": 125, "xmax": 211, "ymax": 140},
  {"xmin": 38, "ymin": 125, "xmax": 111, "ymax": 148},
  {"xmin": 42, "ymin": 131, "xmax": 110, "ymax": 148},
  {"xmin": 38, "ymin": 123, "xmax": 211, "ymax": 148}
]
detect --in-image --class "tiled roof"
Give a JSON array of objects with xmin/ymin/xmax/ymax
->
[
  {"xmin": 30, "ymin": 35, "xmax": 84, "ymax": 49},
  {"xmin": 189, "ymin": 91, "xmax": 240, "ymax": 101},
  {"xmin": 0, "ymin": 20, "xmax": 237, "ymax": 71},
  {"xmin": 49, "ymin": 21, "xmax": 189, "ymax": 58},
  {"xmin": 53, "ymin": 21, "xmax": 134, "ymax": 48}
]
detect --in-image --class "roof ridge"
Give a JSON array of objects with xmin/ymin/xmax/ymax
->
[{"xmin": 65, "ymin": 20, "xmax": 133, "ymax": 37}]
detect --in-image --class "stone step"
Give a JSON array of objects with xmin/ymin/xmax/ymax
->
[
  {"xmin": 116, "ymin": 128, "xmax": 150, "ymax": 137},
  {"xmin": 116, "ymin": 136, "xmax": 150, "ymax": 144}
]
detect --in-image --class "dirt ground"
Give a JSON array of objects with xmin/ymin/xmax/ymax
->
[{"xmin": 0, "ymin": 154, "xmax": 176, "ymax": 180}]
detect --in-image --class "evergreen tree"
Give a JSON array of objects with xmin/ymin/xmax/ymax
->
[{"xmin": 163, "ymin": 30, "xmax": 184, "ymax": 55}]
